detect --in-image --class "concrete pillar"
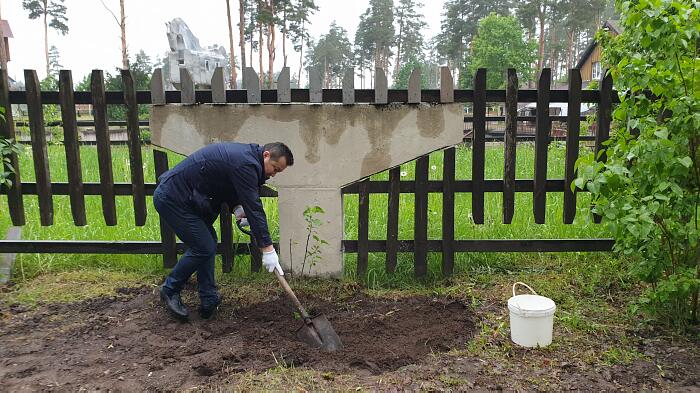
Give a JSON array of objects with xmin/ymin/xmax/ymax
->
[{"xmin": 277, "ymin": 187, "xmax": 343, "ymax": 277}]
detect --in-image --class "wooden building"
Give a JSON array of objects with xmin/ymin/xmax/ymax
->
[{"xmin": 576, "ymin": 20, "xmax": 622, "ymax": 87}]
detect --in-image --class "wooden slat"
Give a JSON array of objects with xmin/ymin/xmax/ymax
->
[
  {"xmin": 150, "ymin": 68, "xmax": 165, "ymax": 105},
  {"xmin": 91, "ymin": 70, "xmax": 117, "ymax": 226},
  {"xmin": 408, "ymin": 69, "xmax": 421, "ymax": 104},
  {"xmin": 564, "ymin": 69, "xmax": 582, "ymax": 224},
  {"xmin": 0, "ymin": 240, "xmax": 280, "ymax": 255},
  {"xmin": 179, "ymin": 68, "xmax": 195, "ymax": 104},
  {"xmin": 24, "ymin": 70, "xmax": 53, "ymax": 226},
  {"xmin": 442, "ymin": 147, "xmax": 455, "ymax": 276},
  {"xmin": 58, "ymin": 70, "xmax": 86, "ymax": 226},
  {"xmin": 154, "ymin": 150, "xmax": 178, "ymax": 268},
  {"xmin": 414, "ymin": 156, "xmax": 429, "ymax": 277},
  {"xmin": 249, "ymin": 233, "xmax": 262, "ymax": 273},
  {"xmin": 357, "ymin": 178, "xmax": 370, "ymax": 278},
  {"xmin": 5, "ymin": 181, "xmax": 279, "ymax": 197},
  {"xmin": 503, "ymin": 68, "xmax": 518, "ymax": 224},
  {"xmin": 277, "ymin": 67, "xmax": 291, "ymax": 103},
  {"xmin": 592, "ymin": 70, "xmax": 613, "ymax": 224},
  {"xmin": 121, "ymin": 69, "xmax": 147, "ymax": 226},
  {"xmin": 342, "ymin": 239, "xmax": 615, "ymax": 253},
  {"xmin": 533, "ymin": 68, "xmax": 551, "ymax": 224},
  {"xmin": 0, "ymin": 68, "xmax": 25, "ymax": 225},
  {"xmin": 440, "ymin": 67, "xmax": 454, "ymax": 103},
  {"xmin": 374, "ymin": 68, "xmax": 388, "ymax": 104},
  {"xmin": 211, "ymin": 67, "xmax": 226, "ymax": 104},
  {"xmin": 220, "ymin": 203, "xmax": 233, "ymax": 273},
  {"xmin": 342, "ymin": 68, "xmax": 354, "ymax": 105},
  {"xmin": 472, "ymin": 68, "xmax": 486, "ymax": 224},
  {"xmin": 386, "ymin": 167, "xmax": 400, "ymax": 273}
]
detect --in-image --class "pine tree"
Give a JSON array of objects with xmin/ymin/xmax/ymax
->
[
  {"xmin": 22, "ymin": 0, "xmax": 69, "ymax": 77},
  {"xmin": 393, "ymin": 0, "xmax": 427, "ymax": 78}
]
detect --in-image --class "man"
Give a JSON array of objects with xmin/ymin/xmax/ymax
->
[{"xmin": 153, "ymin": 142, "xmax": 293, "ymax": 320}]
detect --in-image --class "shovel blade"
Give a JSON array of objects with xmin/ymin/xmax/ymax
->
[{"xmin": 295, "ymin": 314, "xmax": 343, "ymax": 352}]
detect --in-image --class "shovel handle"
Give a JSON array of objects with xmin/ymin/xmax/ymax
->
[{"xmin": 275, "ymin": 269, "xmax": 311, "ymax": 321}]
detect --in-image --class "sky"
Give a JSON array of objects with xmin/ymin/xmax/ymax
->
[{"xmin": 3, "ymin": 0, "xmax": 445, "ymax": 84}]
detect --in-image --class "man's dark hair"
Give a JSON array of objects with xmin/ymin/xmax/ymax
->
[{"xmin": 264, "ymin": 142, "xmax": 294, "ymax": 166}]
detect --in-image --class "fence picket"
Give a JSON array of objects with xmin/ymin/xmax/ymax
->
[
  {"xmin": 277, "ymin": 67, "xmax": 291, "ymax": 103},
  {"xmin": 408, "ymin": 69, "xmax": 421, "ymax": 104},
  {"xmin": 59, "ymin": 70, "xmax": 86, "ymax": 226},
  {"xmin": 211, "ymin": 67, "xmax": 226, "ymax": 104},
  {"xmin": 179, "ymin": 68, "xmax": 195, "ymax": 104},
  {"xmin": 121, "ymin": 70, "xmax": 147, "ymax": 226},
  {"xmin": 374, "ymin": 68, "xmax": 388, "ymax": 104},
  {"xmin": 386, "ymin": 167, "xmax": 400, "ymax": 273},
  {"xmin": 594, "ymin": 70, "xmax": 613, "ymax": 224},
  {"xmin": 153, "ymin": 150, "xmax": 178, "ymax": 268},
  {"xmin": 357, "ymin": 178, "xmax": 370, "ymax": 278},
  {"xmin": 342, "ymin": 68, "xmax": 354, "ymax": 105},
  {"xmin": 442, "ymin": 147, "xmax": 456, "ymax": 276},
  {"xmin": 0, "ymin": 69, "xmax": 25, "ymax": 226},
  {"xmin": 414, "ymin": 155, "xmax": 429, "ymax": 277},
  {"xmin": 503, "ymin": 68, "xmax": 518, "ymax": 224},
  {"xmin": 440, "ymin": 67, "xmax": 454, "ymax": 103},
  {"xmin": 220, "ymin": 203, "xmax": 234, "ymax": 273},
  {"xmin": 533, "ymin": 68, "xmax": 551, "ymax": 224},
  {"xmin": 472, "ymin": 68, "xmax": 486, "ymax": 224},
  {"xmin": 564, "ymin": 69, "xmax": 582, "ymax": 224},
  {"xmin": 91, "ymin": 70, "xmax": 117, "ymax": 225},
  {"xmin": 25, "ymin": 70, "xmax": 53, "ymax": 226}
]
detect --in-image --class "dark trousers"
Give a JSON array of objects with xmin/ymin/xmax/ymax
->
[{"xmin": 153, "ymin": 183, "xmax": 220, "ymax": 307}]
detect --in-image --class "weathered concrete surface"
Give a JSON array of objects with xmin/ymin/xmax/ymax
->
[
  {"xmin": 150, "ymin": 103, "xmax": 464, "ymax": 276},
  {"xmin": 0, "ymin": 227, "xmax": 21, "ymax": 284}
]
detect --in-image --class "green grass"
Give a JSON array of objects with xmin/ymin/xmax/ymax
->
[{"xmin": 0, "ymin": 142, "xmax": 612, "ymax": 290}]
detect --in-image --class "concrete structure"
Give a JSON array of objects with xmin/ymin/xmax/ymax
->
[{"xmin": 150, "ymin": 102, "xmax": 464, "ymax": 277}]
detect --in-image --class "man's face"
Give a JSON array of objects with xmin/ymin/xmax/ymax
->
[{"xmin": 263, "ymin": 151, "xmax": 288, "ymax": 178}]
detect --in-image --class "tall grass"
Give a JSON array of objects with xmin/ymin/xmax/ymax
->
[{"xmin": 0, "ymin": 142, "xmax": 611, "ymax": 286}]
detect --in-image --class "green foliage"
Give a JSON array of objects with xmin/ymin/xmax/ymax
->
[
  {"xmin": 104, "ymin": 50, "xmax": 153, "ymax": 121},
  {"xmin": 355, "ymin": 0, "xmax": 395, "ymax": 73},
  {"xmin": 393, "ymin": 57, "xmax": 432, "ymax": 88},
  {"xmin": 22, "ymin": 0, "xmax": 69, "ymax": 35},
  {"xmin": 0, "ymin": 108, "xmax": 22, "ymax": 188},
  {"xmin": 464, "ymin": 13, "xmax": 537, "ymax": 89},
  {"xmin": 306, "ymin": 22, "xmax": 353, "ymax": 87},
  {"xmin": 301, "ymin": 205, "xmax": 328, "ymax": 276},
  {"xmin": 576, "ymin": 0, "xmax": 700, "ymax": 330},
  {"xmin": 393, "ymin": 0, "xmax": 427, "ymax": 75}
]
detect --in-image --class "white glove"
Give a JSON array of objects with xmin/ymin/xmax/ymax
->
[{"xmin": 262, "ymin": 249, "xmax": 284, "ymax": 275}]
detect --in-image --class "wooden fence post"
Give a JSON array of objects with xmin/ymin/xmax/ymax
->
[
  {"xmin": 385, "ymin": 167, "xmax": 400, "ymax": 273},
  {"xmin": 593, "ymin": 70, "xmax": 613, "ymax": 224},
  {"xmin": 153, "ymin": 150, "xmax": 178, "ymax": 268},
  {"xmin": 472, "ymin": 68, "xmax": 486, "ymax": 225},
  {"xmin": 414, "ymin": 155, "xmax": 429, "ymax": 278},
  {"xmin": 374, "ymin": 68, "xmax": 388, "ymax": 104},
  {"xmin": 442, "ymin": 147, "xmax": 456, "ymax": 276},
  {"xmin": 533, "ymin": 68, "xmax": 551, "ymax": 224},
  {"xmin": 91, "ymin": 69, "xmax": 117, "ymax": 226},
  {"xmin": 59, "ymin": 70, "xmax": 87, "ymax": 226},
  {"xmin": 25, "ymin": 69, "xmax": 53, "ymax": 226},
  {"xmin": 357, "ymin": 178, "xmax": 370, "ymax": 279},
  {"xmin": 121, "ymin": 69, "xmax": 147, "ymax": 226},
  {"xmin": 564, "ymin": 69, "xmax": 582, "ymax": 224},
  {"xmin": 503, "ymin": 68, "xmax": 518, "ymax": 224}
]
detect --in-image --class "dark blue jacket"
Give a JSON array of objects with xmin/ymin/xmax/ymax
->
[{"xmin": 157, "ymin": 142, "xmax": 272, "ymax": 247}]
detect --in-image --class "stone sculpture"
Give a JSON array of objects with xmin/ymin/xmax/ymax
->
[{"xmin": 165, "ymin": 18, "xmax": 227, "ymax": 88}]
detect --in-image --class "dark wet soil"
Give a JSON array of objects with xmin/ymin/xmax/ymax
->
[{"xmin": 0, "ymin": 286, "xmax": 475, "ymax": 391}]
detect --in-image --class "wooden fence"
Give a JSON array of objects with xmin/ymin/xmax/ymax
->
[{"xmin": 0, "ymin": 66, "xmax": 617, "ymax": 277}]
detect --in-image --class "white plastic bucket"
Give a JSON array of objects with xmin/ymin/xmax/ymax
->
[{"xmin": 508, "ymin": 282, "xmax": 556, "ymax": 348}]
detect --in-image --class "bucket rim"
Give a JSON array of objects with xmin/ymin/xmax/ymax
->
[{"xmin": 508, "ymin": 294, "xmax": 556, "ymax": 317}]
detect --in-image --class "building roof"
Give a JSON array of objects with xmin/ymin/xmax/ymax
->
[
  {"xmin": 0, "ymin": 20, "xmax": 13, "ymax": 38},
  {"xmin": 575, "ymin": 20, "xmax": 622, "ymax": 69}
]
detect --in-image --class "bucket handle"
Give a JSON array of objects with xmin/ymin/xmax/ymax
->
[{"xmin": 512, "ymin": 282, "xmax": 538, "ymax": 297}]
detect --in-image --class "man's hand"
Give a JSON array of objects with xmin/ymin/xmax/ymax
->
[{"xmin": 262, "ymin": 248, "xmax": 284, "ymax": 275}]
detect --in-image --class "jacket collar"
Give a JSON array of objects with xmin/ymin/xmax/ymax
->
[{"xmin": 256, "ymin": 144, "xmax": 266, "ymax": 186}]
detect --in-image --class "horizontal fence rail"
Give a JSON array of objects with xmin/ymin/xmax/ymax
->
[{"xmin": 0, "ymin": 66, "xmax": 617, "ymax": 278}]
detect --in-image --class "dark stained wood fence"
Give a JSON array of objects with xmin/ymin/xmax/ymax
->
[{"xmin": 0, "ymin": 67, "xmax": 617, "ymax": 278}]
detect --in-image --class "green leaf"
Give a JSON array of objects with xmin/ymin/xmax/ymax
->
[{"xmin": 677, "ymin": 156, "xmax": 692, "ymax": 168}]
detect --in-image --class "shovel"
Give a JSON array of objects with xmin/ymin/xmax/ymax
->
[{"xmin": 235, "ymin": 217, "xmax": 343, "ymax": 352}]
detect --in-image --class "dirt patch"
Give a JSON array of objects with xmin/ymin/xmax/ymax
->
[{"xmin": 0, "ymin": 286, "xmax": 475, "ymax": 391}]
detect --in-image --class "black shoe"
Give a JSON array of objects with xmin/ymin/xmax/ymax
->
[
  {"xmin": 160, "ymin": 286, "xmax": 189, "ymax": 321},
  {"xmin": 199, "ymin": 299, "xmax": 221, "ymax": 319}
]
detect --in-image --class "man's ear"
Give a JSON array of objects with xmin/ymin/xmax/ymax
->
[{"xmin": 263, "ymin": 151, "xmax": 271, "ymax": 160}]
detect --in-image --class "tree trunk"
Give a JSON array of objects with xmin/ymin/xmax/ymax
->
[
  {"xmin": 120, "ymin": 0, "xmax": 128, "ymax": 69},
  {"xmin": 226, "ymin": 0, "xmax": 238, "ymax": 88},
  {"xmin": 258, "ymin": 21, "xmax": 263, "ymax": 87},
  {"xmin": 282, "ymin": 3, "xmax": 287, "ymax": 67},
  {"xmin": 266, "ymin": 0, "xmax": 275, "ymax": 88},
  {"xmin": 239, "ymin": 0, "xmax": 247, "ymax": 72},
  {"xmin": 44, "ymin": 10, "xmax": 49, "ymax": 77},
  {"xmin": 393, "ymin": 15, "xmax": 403, "ymax": 78},
  {"xmin": 297, "ymin": 20, "xmax": 305, "ymax": 85},
  {"xmin": 537, "ymin": 7, "xmax": 546, "ymax": 72}
]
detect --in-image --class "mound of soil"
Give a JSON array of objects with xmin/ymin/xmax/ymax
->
[{"xmin": 0, "ymin": 286, "xmax": 476, "ymax": 390}]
